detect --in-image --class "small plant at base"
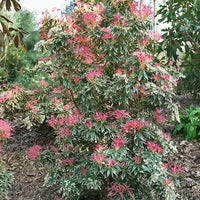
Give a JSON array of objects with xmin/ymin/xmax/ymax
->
[{"xmin": 173, "ymin": 105, "xmax": 200, "ymax": 140}]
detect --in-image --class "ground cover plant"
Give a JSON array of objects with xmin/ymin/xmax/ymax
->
[{"xmin": 0, "ymin": 0, "xmax": 185, "ymax": 199}]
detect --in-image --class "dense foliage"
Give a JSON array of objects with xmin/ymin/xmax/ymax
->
[
  {"xmin": 0, "ymin": 0, "xmax": 185, "ymax": 199},
  {"xmin": 157, "ymin": 0, "xmax": 200, "ymax": 97}
]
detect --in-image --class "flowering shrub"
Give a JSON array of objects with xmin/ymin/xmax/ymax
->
[
  {"xmin": 1, "ymin": 0, "xmax": 184, "ymax": 199},
  {"xmin": 0, "ymin": 120, "xmax": 13, "ymax": 199},
  {"xmin": 0, "ymin": 83, "xmax": 28, "ymax": 120}
]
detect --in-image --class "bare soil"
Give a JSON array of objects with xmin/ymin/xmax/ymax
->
[{"xmin": 2, "ymin": 94, "xmax": 200, "ymax": 200}]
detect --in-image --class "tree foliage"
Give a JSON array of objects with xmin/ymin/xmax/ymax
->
[
  {"xmin": 0, "ymin": 9, "xmax": 40, "ymax": 83},
  {"xmin": 157, "ymin": 0, "xmax": 200, "ymax": 97},
  {"xmin": 12, "ymin": 10, "xmax": 40, "ymax": 64},
  {"xmin": 0, "ymin": 0, "xmax": 26, "ymax": 49},
  {"xmin": 158, "ymin": 0, "xmax": 200, "ymax": 60}
]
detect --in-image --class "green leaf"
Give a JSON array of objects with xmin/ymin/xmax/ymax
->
[
  {"xmin": 138, "ymin": 71, "xmax": 142, "ymax": 81},
  {"xmin": 180, "ymin": 25, "xmax": 187, "ymax": 31},
  {"xmin": 186, "ymin": 125, "xmax": 196, "ymax": 140}
]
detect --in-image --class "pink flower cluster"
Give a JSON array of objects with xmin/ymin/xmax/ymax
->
[
  {"xmin": 110, "ymin": 109, "xmax": 130, "ymax": 120},
  {"xmin": 79, "ymin": 164, "xmax": 87, "ymax": 175},
  {"xmin": 145, "ymin": 141, "xmax": 163, "ymax": 153},
  {"xmin": 85, "ymin": 119, "xmax": 94, "ymax": 130},
  {"xmin": 106, "ymin": 182, "xmax": 134, "ymax": 199},
  {"xmin": 52, "ymin": 97, "xmax": 63, "ymax": 107},
  {"xmin": 74, "ymin": 45, "xmax": 95, "ymax": 64},
  {"xmin": 93, "ymin": 112, "xmax": 109, "ymax": 123},
  {"xmin": 39, "ymin": 56, "xmax": 51, "ymax": 61},
  {"xmin": 147, "ymin": 30, "xmax": 162, "ymax": 41},
  {"xmin": 73, "ymin": 35, "xmax": 95, "ymax": 46},
  {"xmin": 62, "ymin": 157, "xmax": 76, "ymax": 166},
  {"xmin": 162, "ymin": 132, "xmax": 171, "ymax": 140},
  {"xmin": 130, "ymin": 2, "xmax": 153, "ymax": 21},
  {"xmin": 130, "ymin": 1, "xmax": 139, "ymax": 14},
  {"xmin": 112, "ymin": 13, "xmax": 127, "ymax": 26},
  {"xmin": 38, "ymin": 80, "xmax": 49, "ymax": 87},
  {"xmin": 170, "ymin": 163, "xmax": 184, "ymax": 176},
  {"xmin": 93, "ymin": 3, "xmax": 106, "ymax": 14},
  {"xmin": 101, "ymin": 27, "xmax": 111, "ymax": 32},
  {"xmin": 134, "ymin": 84, "xmax": 150, "ymax": 97},
  {"xmin": 48, "ymin": 115, "xmax": 67, "ymax": 129},
  {"xmin": 83, "ymin": 12, "xmax": 102, "ymax": 30},
  {"xmin": 0, "ymin": 120, "xmax": 12, "ymax": 140},
  {"xmin": 115, "ymin": 68, "xmax": 127, "ymax": 74},
  {"xmin": 58, "ymin": 127, "xmax": 72, "ymax": 138},
  {"xmin": 163, "ymin": 178, "xmax": 173, "ymax": 185},
  {"xmin": 134, "ymin": 50, "xmax": 153, "ymax": 64},
  {"xmin": 92, "ymin": 153, "xmax": 105, "ymax": 165},
  {"xmin": 163, "ymin": 162, "xmax": 184, "ymax": 177},
  {"xmin": 101, "ymin": 32, "xmax": 116, "ymax": 39},
  {"xmin": 122, "ymin": 118, "xmax": 149, "ymax": 134},
  {"xmin": 76, "ymin": 2, "xmax": 105, "ymax": 15},
  {"xmin": 2, "ymin": 83, "xmax": 10, "ymax": 88},
  {"xmin": 85, "ymin": 71, "xmax": 102, "ymax": 83},
  {"xmin": 26, "ymin": 100, "xmax": 38, "ymax": 110},
  {"xmin": 50, "ymin": 85, "xmax": 64, "ymax": 94},
  {"xmin": 153, "ymin": 72, "xmax": 174, "ymax": 88},
  {"xmin": 105, "ymin": 158, "xmax": 118, "ymax": 167},
  {"xmin": 142, "ymin": 37, "xmax": 150, "ymax": 46},
  {"xmin": 94, "ymin": 144, "xmax": 104, "ymax": 152},
  {"xmin": 72, "ymin": 76, "xmax": 81, "ymax": 82},
  {"xmin": 151, "ymin": 108, "xmax": 166, "ymax": 123},
  {"xmin": 48, "ymin": 108, "xmax": 85, "ymax": 130},
  {"xmin": 28, "ymin": 145, "xmax": 42, "ymax": 160},
  {"xmin": 152, "ymin": 73, "xmax": 161, "ymax": 82},
  {"xmin": 113, "ymin": 138, "xmax": 127, "ymax": 151},
  {"xmin": 169, "ymin": 60, "xmax": 174, "ymax": 65},
  {"xmin": 0, "ymin": 85, "xmax": 23, "ymax": 102},
  {"xmin": 133, "ymin": 156, "xmax": 142, "ymax": 164},
  {"xmin": 64, "ymin": 102, "xmax": 73, "ymax": 110}
]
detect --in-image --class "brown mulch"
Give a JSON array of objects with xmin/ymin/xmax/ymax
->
[
  {"xmin": 3, "ymin": 122, "xmax": 60, "ymax": 200},
  {"xmin": 2, "ymin": 94, "xmax": 200, "ymax": 200}
]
